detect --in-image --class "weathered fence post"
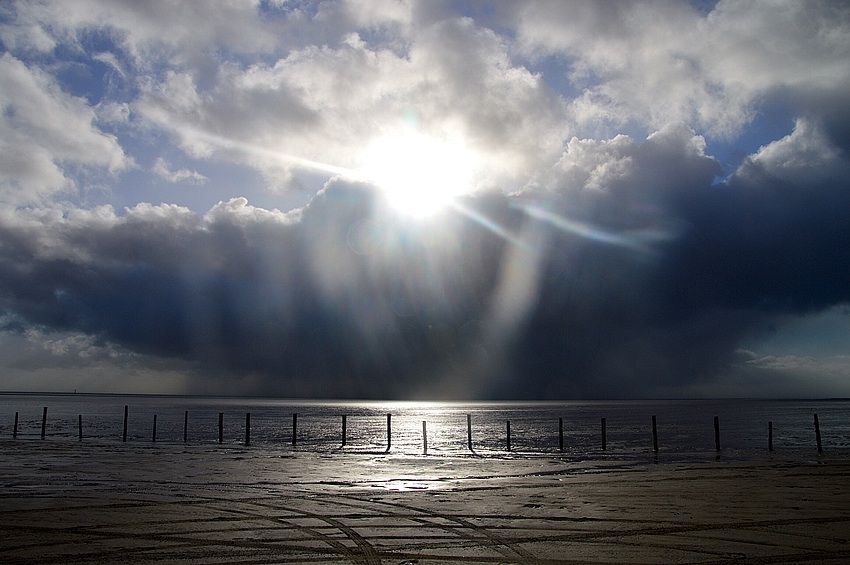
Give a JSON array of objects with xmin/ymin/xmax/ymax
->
[
  {"xmin": 601, "ymin": 417, "xmax": 607, "ymax": 451},
  {"xmin": 183, "ymin": 410, "xmax": 188, "ymax": 443},
  {"xmin": 122, "ymin": 405, "xmax": 128, "ymax": 442},
  {"xmin": 218, "ymin": 412, "xmax": 224, "ymax": 444},
  {"xmin": 814, "ymin": 414, "xmax": 823, "ymax": 454},
  {"xmin": 768, "ymin": 421, "xmax": 773, "ymax": 452},
  {"xmin": 41, "ymin": 406, "xmax": 48, "ymax": 439},
  {"xmin": 652, "ymin": 415, "xmax": 658, "ymax": 453},
  {"xmin": 13, "ymin": 411, "xmax": 18, "ymax": 438},
  {"xmin": 152, "ymin": 415, "xmax": 157, "ymax": 442},
  {"xmin": 467, "ymin": 414, "xmax": 473, "ymax": 451},
  {"xmin": 506, "ymin": 420, "xmax": 512, "ymax": 452},
  {"xmin": 245, "ymin": 412, "xmax": 250, "ymax": 446},
  {"xmin": 422, "ymin": 420, "xmax": 428, "ymax": 455},
  {"xmin": 714, "ymin": 415, "xmax": 721, "ymax": 452},
  {"xmin": 385, "ymin": 413, "xmax": 392, "ymax": 452},
  {"xmin": 558, "ymin": 417, "xmax": 564, "ymax": 453},
  {"xmin": 341, "ymin": 414, "xmax": 347, "ymax": 447},
  {"xmin": 78, "ymin": 414, "xmax": 83, "ymax": 441},
  {"xmin": 292, "ymin": 413, "xmax": 298, "ymax": 446}
]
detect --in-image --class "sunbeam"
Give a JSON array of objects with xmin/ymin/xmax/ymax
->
[{"xmin": 518, "ymin": 203, "xmax": 678, "ymax": 254}]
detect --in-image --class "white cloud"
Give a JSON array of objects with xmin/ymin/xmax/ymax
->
[
  {"xmin": 96, "ymin": 101, "xmax": 131, "ymax": 125},
  {"xmin": 9, "ymin": 0, "xmax": 284, "ymax": 65},
  {"xmin": 746, "ymin": 119, "xmax": 840, "ymax": 179},
  {"xmin": 742, "ymin": 352, "xmax": 850, "ymax": 397},
  {"xmin": 513, "ymin": 0, "xmax": 850, "ymax": 137},
  {"xmin": 0, "ymin": 328, "xmax": 191, "ymax": 394},
  {"xmin": 538, "ymin": 122, "xmax": 713, "ymax": 197},
  {"xmin": 152, "ymin": 158, "xmax": 208, "ymax": 185},
  {"xmin": 135, "ymin": 17, "xmax": 567, "ymax": 192},
  {"xmin": 25, "ymin": 328, "xmax": 132, "ymax": 360},
  {"xmin": 203, "ymin": 196, "xmax": 301, "ymax": 227},
  {"xmin": 0, "ymin": 54, "xmax": 130, "ymax": 205},
  {"xmin": 344, "ymin": 0, "xmax": 414, "ymax": 30}
]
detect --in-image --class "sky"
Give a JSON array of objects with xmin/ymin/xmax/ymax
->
[{"xmin": 1, "ymin": 0, "xmax": 849, "ymax": 399}]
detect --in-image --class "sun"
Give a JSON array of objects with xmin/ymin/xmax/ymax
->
[{"xmin": 360, "ymin": 129, "xmax": 478, "ymax": 217}]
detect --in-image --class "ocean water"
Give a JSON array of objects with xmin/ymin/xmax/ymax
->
[{"xmin": 1, "ymin": 394, "xmax": 848, "ymax": 462}]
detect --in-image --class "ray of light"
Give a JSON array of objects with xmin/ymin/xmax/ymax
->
[
  {"xmin": 518, "ymin": 203, "xmax": 677, "ymax": 254},
  {"xmin": 448, "ymin": 200, "xmax": 529, "ymax": 250},
  {"xmin": 162, "ymin": 119, "xmax": 363, "ymax": 180}
]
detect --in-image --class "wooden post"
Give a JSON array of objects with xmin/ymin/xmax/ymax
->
[
  {"xmin": 122, "ymin": 405, "xmax": 128, "ymax": 442},
  {"xmin": 152, "ymin": 415, "xmax": 157, "ymax": 442},
  {"xmin": 601, "ymin": 417, "xmax": 607, "ymax": 451},
  {"xmin": 341, "ymin": 414, "xmax": 347, "ymax": 447},
  {"xmin": 768, "ymin": 421, "xmax": 773, "ymax": 452},
  {"xmin": 467, "ymin": 414, "xmax": 473, "ymax": 451},
  {"xmin": 506, "ymin": 420, "xmax": 511, "ymax": 452},
  {"xmin": 814, "ymin": 414, "xmax": 823, "ymax": 454},
  {"xmin": 714, "ymin": 415, "xmax": 721, "ymax": 452},
  {"xmin": 13, "ymin": 411, "xmax": 18, "ymax": 438},
  {"xmin": 218, "ymin": 412, "xmax": 224, "ymax": 444},
  {"xmin": 183, "ymin": 410, "xmax": 188, "ymax": 443},
  {"xmin": 292, "ymin": 413, "xmax": 298, "ymax": 446},
  {"xmin": 422, "ymin": 420, "xmax": 428, "ymax": 454},
  {"xmin": 385, "ymin": 413, "xmax": 392, "ymax": 452},
  {"xmin": 651, "ymin": 415, "xmax": 658, "ymax": 453},
  {"xmin": 558, "ymin": 417, "xmax": 564, "ymax": 453},
  {"xmin": 245, "ymin": 412, "xmax": 250, "ymax": 446},
  {"xmin": 78, "ymin": 414, "xmax": 83, "ymax": 441},
  {"xmin": 41, "ymin": 406, "xmax": 48, "ymax": 439}
]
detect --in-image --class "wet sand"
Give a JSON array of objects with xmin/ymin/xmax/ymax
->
[{"xmin": 2, "ymin": 440, "xmax": 849, "ymax": 564}]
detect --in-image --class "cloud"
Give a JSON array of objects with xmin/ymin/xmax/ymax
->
[
  {"xmin": 660, "ymin": 119, "xmax": 850, "ymax": 317},
  {"xmin": 0, "ymin": 179, "xmax": 518, "ymax": 397},
  {"xmin": 133, "ymin": 17, "xmax": 565, "ymax": 191},
  {"xmin": 0, "ymin": 54, "xmax": 130, "ymax": 204},
  {"xmin": 0, "ymin": 113, "xmax": 846, "ymax": 398},
  {"xmin": 152, "ymin": 158, "xmax": 208, "ymax": 185},
  {"xmin": 1, "ymin": 1, "xmax": 850, "ymax": 398},
  {"xmin": 7, "ymin": 0, "xmax": 286, "ymax": 65},
  {"xmin": 512, "ymin": 0, "xmax": 850, "ymax": 137}
]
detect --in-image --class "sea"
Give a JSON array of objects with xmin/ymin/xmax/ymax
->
[{"xmin": 2, "ymin": 394, "xmax": 848, "ymax": 463}]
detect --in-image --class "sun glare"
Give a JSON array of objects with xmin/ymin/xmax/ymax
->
[{"xmin": 360, "ymin": 130, "xmax": 477, "ymax": 217}]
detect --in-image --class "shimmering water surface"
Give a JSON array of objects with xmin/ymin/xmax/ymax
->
[{"xmin": 2, "ymin": 394, "xmax": 848, "ymax": 462}]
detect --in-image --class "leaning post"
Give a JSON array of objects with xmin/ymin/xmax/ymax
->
[
  {"xmin": 467, "ymin": 414, "xmax": 473, "ymax": 451},
  {"xmin": 78, "ymin": 414, "xmax": 83, "ymax": 441},
  {"xmin": 41, "ymin": 406, "xmax": 48, "ymax": 439},
  {"xmin": 506, "ymin": 420, "xmax": 512, "ymax": 452},
  {"xmin": 385, "ymin": 413, "xmax": 392, "ymax": 452},
  {"xmin": 341, "ymin": 414, "xmax": 347, "ymax": 447},
  {"xmin": 218, "ymin": 412, "xmax": 224, "ymax": 444},
  {"xmin": 292, "ymin": 413, "xmax": 298, "ymax": 446},
  {"xmin": 122, "ymin": 405, "xmax": 128, "ymax": 442},
  {"xmin": 13, "ymin": 411, "xmax": 19, "ymax": 438}
]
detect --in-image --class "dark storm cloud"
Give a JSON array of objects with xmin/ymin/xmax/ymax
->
[
  {"xmin": 0, "ymin": 187, "xmax": 514, "ymax": 397},
  {"xmin": 1, "ymin": 117, "xmax": 849, "ymax": 398},
  {"xmin": 502, "ymin": 121, "xmax": 850, "ymax": 398}
]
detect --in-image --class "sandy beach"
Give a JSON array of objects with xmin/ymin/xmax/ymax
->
[{"xmin": 2, "ymin": 440, "xmax": 849, "ymax": 564}]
